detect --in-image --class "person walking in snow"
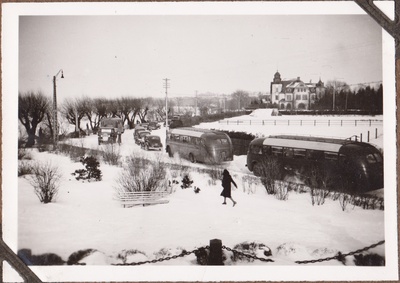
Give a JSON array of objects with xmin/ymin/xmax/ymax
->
[{"xmin": 220, "ymin": 169, "xmax": 237, "ymax": 206}]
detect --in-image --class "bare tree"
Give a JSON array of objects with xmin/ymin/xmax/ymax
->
[
  {"xmin": 18, "ymin": 91, "xmax": 50, "ymax": 147},
  {"xmin": 231, "ymin": 90, "xmax": 250, "ymax": 110}
]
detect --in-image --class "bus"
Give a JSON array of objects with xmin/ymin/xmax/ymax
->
[
  {"xmin": 166, "ymin": 127, "xmax": 234, "ymax": 164},
  {"xmin": 246, "ymin": 135, "xmax": 383, "ymax": 194}
]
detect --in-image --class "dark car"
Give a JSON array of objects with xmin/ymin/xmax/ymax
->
[
  {"xmin": 141, "ymin": 135, "xmax": 163, "ymax": 151},
  {"xmin": 147, "ymin": 121, "xmax": 161, "ymax": 131},
  {"xmin": 135, "ymin": 130, "xmax": 151, "ymax": 145}
]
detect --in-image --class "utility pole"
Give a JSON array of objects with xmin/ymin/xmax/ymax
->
[
  {"xmin": 163, "ymin": 78, "xmax": 170, "ymax": 134},
  {"xmin": 333, "ymin": 81, "xmax": 336, "ymax": 111},
  {"xmin": 195, "ymin": 90, "xmax": 198, "ymax": 116}
]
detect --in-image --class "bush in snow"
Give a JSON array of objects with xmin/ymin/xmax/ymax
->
[
  {"xmin": 207, "ymin": 165, "xmax": 223, "ymax": 185},
  {"xmin": 117, "ymin": 249, "xmax": 148, "ymax": 264},
  {"xmin": 353, "ymin": 253, "xmax": 385, "ymax": 266},
  {"xmin": 256, "ymin": 157, "xmax": 281, "ymax": 195},
  {"xmin": 274, "ymin": 180, "xmax": 289, "ymax": 201},
  {"xmin": 154, "ymin": 247, "xmax": 188, "ymax": 260},
  {"xmin": 101, "ymin": 143, "xmax": 121, "ymax": 166},
  {"xmin": 67, "ymin": 249, "xmax": 96, "ymax": 265},
  {"xmin": 241, "ymin": 175, "xmax": 259, "ymax": 194},
  {"xmin": 310, "ymin": 188, "xmax": 330, "ymax": 206},
  {"xmin": 116, "ymin": 153, "xmax": 167, "ymax": 192},
  {"xmin": 28, "ymin": 161, "xmax": 62, "ymax": 203},
  {"xmin": 73, "ymin": 156, "xmax": 102, "ymax": 181},
  {"xmin": 18, "ymin": 148, "xmax": 32, "ymax": 160},
  {"xmin": 230, "ymin": 241, "xmax": 272, "ymax": 263},
  {"xmin": 18, "ymin": 161, "xmax": 33, "ymax": 176},
  {"xmin": 18, "ymin": 249, "xmax": 65, "ymax": 265},
  {"xmin": 181, "ymin": 174, "xmax": 193, "ymax": 189}
]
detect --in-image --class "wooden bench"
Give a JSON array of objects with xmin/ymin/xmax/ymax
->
[{"xmin": 116, "ymin": 191, "xmax": 170, "ymax": 208}]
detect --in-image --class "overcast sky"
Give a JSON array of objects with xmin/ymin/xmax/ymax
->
[{"xmin": 18, "ymin": 12, "xmax": 382, "ymax": 100}]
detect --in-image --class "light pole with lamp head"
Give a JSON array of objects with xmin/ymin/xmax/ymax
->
[{"xmin": 53, "ymin": 69, "xmax": 64, "ymax": 148}]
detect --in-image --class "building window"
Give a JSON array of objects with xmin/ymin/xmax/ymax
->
[
  {"xmin": 296, "ymin": 94, "xmax": 301, "ymax": 100},
  {"xmin": 275, "ymin": 95, "xmax": 279, "ymax": 100},
  {"xmin": 287, "ymin": 95, "xmax": 292, "ymax": 101},
  {"xmin": 302, "ymin": 94, "xmax": 307, "ymax": 100}
]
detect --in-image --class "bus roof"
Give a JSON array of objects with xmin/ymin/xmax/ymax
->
[
  {"xmin": 169, "ymin": 127, "xmax": 224, "ymax": 138},
  {"xmin": 263, "ymin": 135, "xmax": 346, "ymax": 152}
]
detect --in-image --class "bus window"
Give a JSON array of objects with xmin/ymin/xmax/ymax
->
[
  {"xmin": 262, "ymin": 145, "xmax": 272, "ymax": 155},
  {"xmin": 374, "ymin": 153, "xmax": 383, "ymax": 162},
  {"xmin": 218, "ymin": 138, "xmax": 229, "ymax": 145},
  {"xmin": 182, "ymin": 136, "xmax": 189, "ymax": 143},
  {"xmin": 366, "ymin": 153, "xmax": 382, "ymax": 164},
  {"xmin": 283, "ymin": 148, "xmax": 293, "ymax": 158},
  {"xmin": 271, "ymin": 146, "xmax": 283, "ymax": 156},
  {"xmin": 251, "ymin": 145, "xmax": 262, "ymax": 154},
  {"xmin": 293, "ymin": 148, "xmax": 306, "ymax": 158},
  {"xmin": 324, "ymin": 152, "xmax": 338, "ymax": 160},
  {"xmin": 308, "ymin": 150, "xmax": 324, "ymax": 160}
]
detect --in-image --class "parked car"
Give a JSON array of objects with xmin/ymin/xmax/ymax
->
[
  {"xmin": 141, "ymin": 135, "xmax": 163, "ymax": 151},
  {"xmin": 164, "ymin": 119, "xmax": 183, "ymax": 129},
  {"xmin": 147, "ymin": 121, "xmax": 161, "ymax": 131},
  {"xmin": 135, "ymin": 130, "xmax": 151, "ymax": 145}
]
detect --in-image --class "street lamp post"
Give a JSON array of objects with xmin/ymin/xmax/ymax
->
[{"xmin": 53, "ymin": 69, "xmax": 64, "ymax": 148}]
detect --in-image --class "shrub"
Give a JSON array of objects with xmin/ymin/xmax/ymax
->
[
  {"xmin": 101, "ymin": 143, "xmax": 121, "ymax": 166},
  {"xmin": 208, "ymin": 166, "xmax": 223, "ymax": 185},
  {"xmin": 354, "ymin": 253, "xmax": 385, "ymax": 266},
  {"xmin": 28, "ymin": 161, "xmax": 62, "ymax": 203},
  {"xmin": 117, "ymin": 249, "xmax": 148, "ymax": 264},
  {"xmin": 18, "ymin": 249, "xmax": 65, "ymax": 265},
  {"xmin": 274, "ymin": 180, "xmax": 289, "ymax": 201},
  {"xmin": 73, "ymin": 156, "xmax": 102, "ymax": 181},
  {"xmin": 241, "ymin": 175, "xmax": 259, "ymax": 194},
  {"xmin": 181, "ymin": 174, "xmax": 193, "ymax": 189},
  {"xmin": 256, "ymin": 157, "xmax": 281, "ymax": 195},
  {"xmin": 230, "ymin": 242, "xmax": 272, "ymax": 263},
  {"xmin": 18, "ymin": 148, "xmax": 32, "ymax": 160},
  {"xmin": 67, "ymin": 249, "xmax": 96, "ymax": 265},
  {"xmin": 18, "ymin": 161, "xmax": 33, "ymax": 176},
  {"xmin": 115, "ymin": 154, "xmax": 167, "ymax": 193}
]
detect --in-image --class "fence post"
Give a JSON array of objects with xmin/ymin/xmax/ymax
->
[
  {"xmin": 375, "ymin": 128, "xmax": 378, "ymax": 139},
  {"xmin": 208, "ymin": 239, "xmax": 223, "ymax": 265},
  {"xmin": 360, "ymin": 133, "xmax": 362, "ymax": 142},
  {"xmin": 368, "ymin": 131, "xmax": 370, "ymax": 142}
]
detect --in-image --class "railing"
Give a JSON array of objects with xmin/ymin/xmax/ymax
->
[
  {"xmin": 219, "ymin": 119, "xmax": 383, "ymax": 127},
  {"xmin": 113, "ymin": 238, "xmax": 385, "ymax": 266}
]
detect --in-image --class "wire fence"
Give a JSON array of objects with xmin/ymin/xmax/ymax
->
[
  {"xmin": 112, "ymin": 239, "xmax": 385, "ymax": 266},
  {"xmin": 218, "ymin": 119, "xmax": 383, "ymax": 127}
]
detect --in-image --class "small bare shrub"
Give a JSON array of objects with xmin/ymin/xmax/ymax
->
[
  {"xmin": 115, "ymin": 154, "xmax": 167, "ymax": 193},
  {"xmin": 208, "ymin": 166, "xmax": 223, "ymax": 185},
  {"xmin": 274, "ymin": 180, "xmax": 289, "ymax": 201},
  {"xmin": 28, "ymin": 162, "xmax": 62, "ymax": 203},
  {"xmin": 101, "ymin": 143, "xmax": 121, "ymax": 166},
  {"xmin": 18, "ymin": 148, "xmax": 32, "ymax": 160},
  {"xmin": 241, "ymin": 175, "xmax": 259, "ymax": 194},
  {"xmin": 310, "ymin": 188, "xmax": 330, "ymax": 206},
  {"xmin": 18, "ymin": 161, "xmax": 33, "ymax": 176},
  {"xmin": 255, "ymin": 157, "xmax": 281, "ymax": 195}
]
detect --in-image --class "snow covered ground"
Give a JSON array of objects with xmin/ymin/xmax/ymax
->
[{"xmin": 8, "ymin": 111, "xmax": 398, "ymax": 281}]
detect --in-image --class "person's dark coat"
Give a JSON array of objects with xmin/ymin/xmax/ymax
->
[{"xmin": 220, "ymin": 170, "xmax": 237, "ymax": 198}]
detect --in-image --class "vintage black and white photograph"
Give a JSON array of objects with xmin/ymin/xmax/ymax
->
[{"xmin": 2, "ymin": 1, "xmax": 398, "ymax": 282}]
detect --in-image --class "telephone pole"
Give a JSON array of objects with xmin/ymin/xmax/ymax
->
[
  {"xmin": 163, "ymin": 78, "xmax": 170, "ymax": 133},
  {"xmin": 195, "ymin": 90, "xmax": 198, "ymax": 116}
]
